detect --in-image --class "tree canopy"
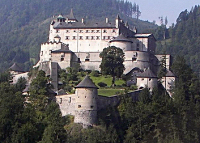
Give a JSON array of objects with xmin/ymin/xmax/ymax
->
[{"xmin": 100, "ymin": 46, "xmax": 125, "ymax": 85}]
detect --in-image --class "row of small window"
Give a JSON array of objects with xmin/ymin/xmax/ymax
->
[
  {"xmin": 56, "ymin": 29, "xmax": 116, "ymax": 33},
  {"xmin": 78, "ymin": 105, "xmax": 94, "ymax": 108},
  {"xmin": 66, "ymin": 36, "xmax": 112, "ymax": 40}
]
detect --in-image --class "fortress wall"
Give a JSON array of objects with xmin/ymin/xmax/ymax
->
[
  {"xmin": 137, "ymin": 77, "xmax": 157, "ymax": 91},
  {"xmin": 74, "ymin": 110, "xmax": 97, "ymax": 127},
  {"xmin": 51, "ymin": 52, "xmax": 72, "ymax": 69},
  {"xmin": 39, "ymin": 62, "xmax": 51, "ymax": 75},
  {"xmin": 110, "ymin": 41, "xmax": 132, "ymax": 51},
  {"xmin": 97, "ymin": 90, "xmax": 141, "ymax": 110},
  {"xmin": 40, "ymin": 43, "xmax": 62, "ymax": 62},
  {"xmin": 124, "ymin": 51, "xmax": 150, "ymax": 74},
  {"xmin": 155, "ymin": 55, "xmax": 171, "ymax": 70},
  {"xmin": 125, "ymin": 51, "xmax": 150, "ymax": 61},
  {"xmin": 12, "ymin": 72, "xmax": 29, "ymax": 84},
  {"xmin": 56, "ymin": 94, "xmax": 76, "ymax": 116},
  {"xmin": 136, "ymin": 38, "xmax": 148, "ymax": 51}
]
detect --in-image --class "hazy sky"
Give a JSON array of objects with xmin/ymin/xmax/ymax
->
[{"xmin": 129, "ymin": 0, "xmax": 200, "ymax": 26}]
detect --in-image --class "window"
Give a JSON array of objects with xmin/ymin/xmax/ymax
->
[
  {"xmin": 79, "ymin": 30, "xmax": 83, "ymax": 33},
  {"xmin": 142, "ymin": 78, "xmax": 144, "ymax": 81},
  {"xmin": 56, "ymin": 30, "xmax": 59, "ymax": 33},
  {"xmin": 78, "ymin": 105, "xmax": 81, "ymax": 108},
  {"xmin": 61, "ymin": 57, "xmax": 64, "ymax": 61},
  {"xmin": 77, "ymin": 58, "xmax": 81, "ymax": 63},
  {"xmin": 112, "ymin": 29, "xmax": 116, "ymax": 33},
  {"xmin": 66, "ymin": 30, "xmax": 69, "ymax": 33},
  {"xmin": 41, "ymin": 51, "xmax": 43, "ymax": 56},
  {"xmin": 91, "ymin": 36, "xmax": 94, "ymax": 40},
  {"xmin": 86, "ymin": 36, "xmax": 89, "ymax": 40},
  {"xmin": 103, "ymin": 30, "xmax": 107, "ymax": 33},
  {"xmin": 79, "ymin": 36, "xmax": 83, "ymax": 40},
  {"xmin": 86, "ymin": 30, "xmax": 89, "ymax": 33},
  {"xmin": 60, "ymin": 98, "xmax": 62, "ymax": 104},
  {"xmin": 137, "ymin": 43, "xmax": 139, "ymax": 47},
  {"xmin": 132, "ymin": 57, "xmax": 137, "ymax": 62},
  {"xmin": 96, "ymin": 30, "xmax": 100, "ymax": 33},
  {"xmin": 108, "ymin": 36, "xmax": 110, "ymax": 39},
  {"xmin": 91, "ymin": 106, "xmax": 94, "ymax": 108},
  {"xmin": 49, "ymin": 50, "xmax": 52, "ymax": 55},
  {"xmin": 91, "ymin": 30, "xmax": 95, "ymax": 33},
  {"xmin": 103, "ymin": 36, "xmax": 106, "ymax": 40},
  {"xmin": 85, "ymin": 58, "xmax": 90, "ymax": 62},
  {"xmin": 149, "ymin": 78, "xmax": 151, "ymax": 81},
  {"xmin": 73, "ymin": 36, "xmax": 76, "ymax": 40},
  {"xmin": 74, "ymin": 30, "xmax": 76, "ymax": 32},
  {"xmin": 65, "ymin": 36, "xmax": 69, "ymax": 40},
  {"xmin": 96, "ymin": 36, "xmax": 100, "ymax": 40}
]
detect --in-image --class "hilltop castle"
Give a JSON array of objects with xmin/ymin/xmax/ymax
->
[{"xmin": 9, "ymin": 10, "xmax": 175, "ymax": 127}]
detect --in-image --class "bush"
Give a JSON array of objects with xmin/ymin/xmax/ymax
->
[
  {"xmin": 90, "ymin": 70, "xmax": 99, "ymax": 77},
  {"xmin": 98, "ymin": 82, "xmax": 107, "ymax": 87}
]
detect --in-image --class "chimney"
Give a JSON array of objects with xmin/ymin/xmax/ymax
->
[
  {"xmin": 106, "ymin": 18, "xmax": 109, "ymax": 23},
  {"xmin": 82, "ymin": 18, "xmax": 84, "ymax": 24}
]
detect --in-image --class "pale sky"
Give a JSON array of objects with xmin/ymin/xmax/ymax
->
[{"xmin": 129, "ymin": 0, "xmax": 200, "ymax": 26}]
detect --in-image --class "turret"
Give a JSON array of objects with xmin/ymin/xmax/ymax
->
[
  {"xmin": 74, "ymin": 76, "xmax": 98, "ymax": 127},
  {"xmin": 54, "ymin": 35, "xmax": 61, "ymax": 43},
  {"xmin": 116, "ymin": 14, "xmax": 120, "ymax": 28},
  {"xmin": 57, "ymin": 14, "xmax": 66, "ymax": 22}
]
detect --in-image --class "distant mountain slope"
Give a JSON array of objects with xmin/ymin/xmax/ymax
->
[
  {"xmin": 155, "ymin": 5, "xmax": 200, "ymax": 73},
  {"xmin": 0, "ymin": 0, "xmax": 157, "ymax": 72}
]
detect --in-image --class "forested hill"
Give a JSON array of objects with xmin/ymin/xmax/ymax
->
[
  {"xmin": 155, "ymin": 5, "xmax": 200, "ymax": 74},
  {"xmin": 0, "ymin": 0, "xmax": 157, "ymax": 72}
]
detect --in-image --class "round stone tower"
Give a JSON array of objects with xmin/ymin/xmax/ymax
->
[{"xmin": 74, "ymin": 76, "xmax": 98, "ymax": 127}]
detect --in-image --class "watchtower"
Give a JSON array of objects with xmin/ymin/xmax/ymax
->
[{"xmin": 74, "ymin": 76, "xmax": 98, "ymax": 127}]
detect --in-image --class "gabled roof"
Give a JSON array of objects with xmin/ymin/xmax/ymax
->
[
  {"xmin": 75, "ymin": 75, "xmax": 98, "ymax": 89},
  {"xmin": 137, "ymin": 68, "xmax": 157, "ymax": 78},
  {"xmin": 109, "ymin": 34, "xmax": 133, "ymax": 43},
  {"xmin": 166, "ymin": 70, "xmax": 175, "ymax": 77},
  {"xmin": 9, "ymin": 63, "xmax": 23, "ymax": 72}
]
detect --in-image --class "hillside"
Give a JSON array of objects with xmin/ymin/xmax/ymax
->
[
  {"xmin": 154, "ymin": 5, "xmax": 200, "ymax": 74},
  {"xmin": 0, "ymin": 0, "xmax": 157, "ymax": 72}
]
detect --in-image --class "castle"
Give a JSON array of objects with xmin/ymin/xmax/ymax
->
[{"xmin": 9, "ymin": 10, "xmax": 175, "ymax": 127}]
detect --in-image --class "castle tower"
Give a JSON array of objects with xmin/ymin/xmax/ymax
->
[{"xmin": 74, "ymin": 76, "xmax": 98, "ymax": 127}]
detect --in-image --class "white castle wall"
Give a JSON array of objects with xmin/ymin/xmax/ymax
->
[
  {"xmin": 49, "ymin": 28, "xmax": 119, "ymax": 52},
  {"xmin": 56, "ymin": 94, "xmax": 76, "ymax": 116},
  {"xmin": 110, "ymin": 41, "xmax": 132, "ymax": 51},
  {"xmin": 137, "ymin": 77, "xmax": 157, "ymax": 91},
  {"xmin": 124, "ymin": 51, "xmax": 150, "ymax": 74},
  {"xmin": 40, "ymin": 42, "xmax": 63, "ymax": 62},
  {"xmin": 12, "ymin": 72, "xmax": 29, "ymax": 84},
  {"xmin": 51, "ymin": 52, "xmax": 71, "ymax": 69}
]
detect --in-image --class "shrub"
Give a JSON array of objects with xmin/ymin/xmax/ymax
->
[
  {"xmin": 90, "ymin": 70, "xmax": 99, "ymax": 77},
  {"xmin": 98, "ymin": 82, "xmax": 107, "ymax": 87}
]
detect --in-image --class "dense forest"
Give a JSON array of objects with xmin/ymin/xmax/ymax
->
[
  {"xmin": 154, "ymin": 5, "xmax": 200, "ymax": 75},
  {"xmin": 0, "ymin": 0, "xmax": 156, "ymax": 72},
  {"xmin": 1, "ymin": 56, "xmax": 200, "ymax": 142}
]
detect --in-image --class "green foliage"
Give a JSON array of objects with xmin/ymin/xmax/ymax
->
[
  {"xmin": 97, "ymin": 82, "xmax": 107, "ymax": 87},
  {"xmin": 90, "ymin": 70, "xmax": 99, "ymax": 77},
  {"xmin": 100, "ymin": 46, "xmax": 125, "ymax": 85},
  {"xmin": 156, "ymin": 5, "xmax": 200, "ymax": 74}
]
